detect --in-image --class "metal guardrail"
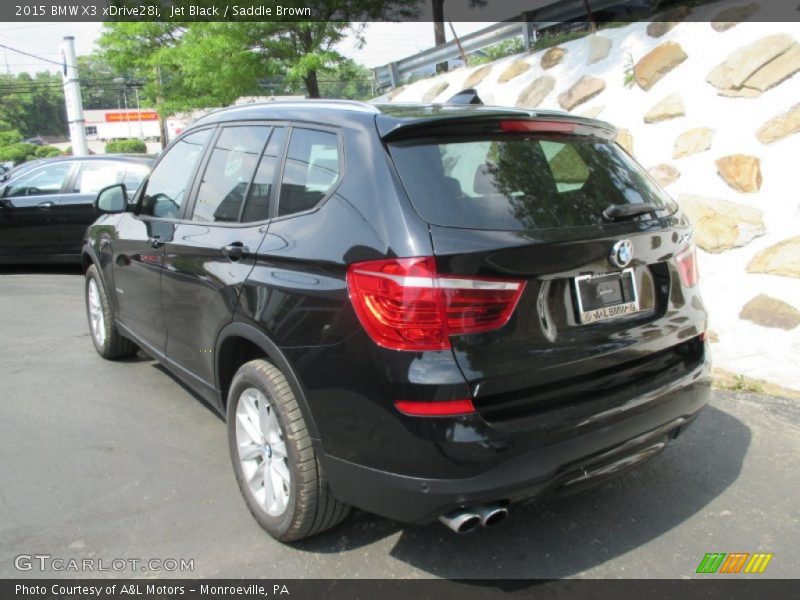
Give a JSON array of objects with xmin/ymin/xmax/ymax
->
[{"xmin": 373, "ymin": 0, "xmax": 655, "ymax": 91}]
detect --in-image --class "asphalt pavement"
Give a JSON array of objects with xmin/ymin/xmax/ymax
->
[{"xmin": 1, "ymin": 265, "xmax": 798, "ymax": 579}]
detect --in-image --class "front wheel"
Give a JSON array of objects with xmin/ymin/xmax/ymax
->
[
  {"xmin": 85, "ymin": 264, "xmax": 137, "ymax": 360},
  {"xmin": 227, "ymin": 359, "xmax": 349, "ymax": 542}
]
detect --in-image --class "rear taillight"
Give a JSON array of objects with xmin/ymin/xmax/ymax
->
[
  {"xmin": 675, "ymin": 245, "xmax": 699, "ymax": 288},
  {"xmin": 346, "ymin": 257, "xmax": 525, "ymax": 351}
]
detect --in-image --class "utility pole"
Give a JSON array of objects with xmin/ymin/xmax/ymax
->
[
  {"xmin": 61, "ymin": 36, "xmax": 88, "ymax": 156},
  {"xmin": 154, "ymin": 65, "xmax": 168, "ymax": 149},
  {"xmin": 134, "ymin": 86, "xmax": 143, "ymax": 140}
]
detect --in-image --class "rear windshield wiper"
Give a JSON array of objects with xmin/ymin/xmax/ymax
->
[{"xmin": 602, "ymin": 203, "xmax": 661, "ymax": 221}]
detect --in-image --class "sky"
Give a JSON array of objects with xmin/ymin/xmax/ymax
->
[{"xmin": 0, "ymin": 21, "xmax": 490, "ymax": 75}]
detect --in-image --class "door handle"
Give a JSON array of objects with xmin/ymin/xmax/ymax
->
[
  {"xmin": 147, "ymin": 236, "xmax": 163, "ymax": 249},
  {"xmin": 222, "ymin": 242, "xmax": 249, "ymax": 261},
  {"xmin": 37, "ymin": 201, "xmax": 55, "ymax": 210}
]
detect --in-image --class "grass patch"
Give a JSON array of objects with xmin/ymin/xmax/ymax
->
[
  {"xmin": 713, "ymin": 369, "xmax": 800, "ymax": 400},
  {"xmin": 530, "ymin": 19, "xmax": 640, "ymax": 53},
  {"xmin": 532, "ymin": 29, "xmax": 590, "ymax": 52},
  {"xmin": 471, "ymin": 38, "xmax": 526, "ymax": 65}
]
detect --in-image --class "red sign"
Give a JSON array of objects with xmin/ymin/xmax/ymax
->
[{"xmin": 104, "ymin": 111, "xmax": 158, "ymax": 122}]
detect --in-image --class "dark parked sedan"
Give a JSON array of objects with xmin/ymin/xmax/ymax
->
[{"xmin": 0, "ymin": 155, "xmax": 152, "ymax": 263}]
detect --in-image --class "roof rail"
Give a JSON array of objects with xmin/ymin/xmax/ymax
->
[{"xmin": 192, "ymin": 99, "xmax": 380, "ymax": 125}]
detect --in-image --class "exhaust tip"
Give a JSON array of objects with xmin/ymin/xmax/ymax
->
[
  {"xmin": 439, "ymin": 511, "xmax": 481, "ymax": 534},
  {"xmin": 458, "ymin": 515, "xmax": 482, "ymax": 533},
  {"xmin": 476, "ymin": 504, "xmax": 509, "ymax": 527},
  {"xmin": 482, "ymin": 507, "xmax": 509, "ymax": 527}
]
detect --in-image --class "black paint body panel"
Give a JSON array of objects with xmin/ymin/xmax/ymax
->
[{"xmin": 83, "ymin": 101, "xmax": 711, "ymax": 523}]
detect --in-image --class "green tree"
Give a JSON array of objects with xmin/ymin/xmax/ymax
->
[
  {"xmin": 318, "ymin": 59, "xmax": 375, "ymax": 100},
  {"xmin": 173, "ymin": 20, "xmax": 380, "ymax": 101},
  {"xmin": 0, "ymin": 71, "xmax": 67, "ymax": 138},
  {"xmin": 77, "ymin": 54, "xmax": 133, "ymax": 110},
  {"xmin": 99, "ymin": 2, "xmax": 417, "ymax": 112},
  {"xmin": 0, "ymin": 142, "xmax": 41, "ymax": 164},
  {"xmin": 98, "ymin": 22, "xmax": 189, "ymax": 146}
]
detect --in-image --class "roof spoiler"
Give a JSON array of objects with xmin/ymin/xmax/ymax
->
[{"xmin": 446, "ymin": 89, "xmax": 483, "ymax": 105}]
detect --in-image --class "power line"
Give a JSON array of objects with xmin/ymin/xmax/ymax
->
[
  {"xmin": 0, "ymin": 78, "xmax": 137, "ymax": 85},
  {"xmin": 0, "ymin": 63, "xmax": 61, "ymax": 67},
  {"xmin": 0, "ymin": 32, "xmax": 61, "ymax": 54},
  {"xmin": 0, "ymin": 42, "xmax": 63, "ymax": 67},
  {"xmin": 0, "ymin": 76, "xmax": 144, "ymax": 86}
]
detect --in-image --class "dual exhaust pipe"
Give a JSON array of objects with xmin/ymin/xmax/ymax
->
[{"xmin": 438, "ymin": 504, "xmax": 509, "ymax": 534}]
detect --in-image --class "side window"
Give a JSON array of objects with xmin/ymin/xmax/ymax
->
[
  {"xmin": 122, "ymin": 164, "xmax": 151, "ymax": 195},
  {"xmin": 5, "ymin": 162, "xmax": 74, "ymax": 198},
  {"xmin": 73, "ymin": 161, "xmax": 125, "ymax": 194},
  {"xmin": 241, "ymin": 127, "xmax": 287, "ymax": 223},
  {"xmin": 191, "ymin": 126, "xmax": 270, "ymax": 223},
  {"xmin": 277, "ymin": 128, "xmax": 340, "ymax": 217},
  {"xmin": 140, "ymin": 129, "xmax": 212, "ymax": 219}
]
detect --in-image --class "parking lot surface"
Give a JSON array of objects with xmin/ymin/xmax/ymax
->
[{"xmin": 1, "ymin": 266, "xmax": 799, "ymax": 578}]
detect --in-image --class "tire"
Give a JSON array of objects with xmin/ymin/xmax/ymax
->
[
  {"xmin": 227, "ymin": 359, "xmax": 350, "ymax": 542},
  {"xmin": 84, "ymin": 264, "xmax": 137, "ymax": 360}
]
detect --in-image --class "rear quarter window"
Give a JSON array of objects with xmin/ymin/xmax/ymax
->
[
  {"xmin": 389, "ymin": 135, "xmax": 675, "ymax": 231},
  {"xmin": 277, "ymin": 128, "xmax": 340, "ymax": 217}
]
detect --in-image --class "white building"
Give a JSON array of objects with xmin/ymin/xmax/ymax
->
[
  {"xmin": 166, "ymin": 96, "xmax": 307, "ymax": 140},
  {"xmin": 83, "ymin": 109, "xmax": 162, "ymax": 142},
  {"xmin": 85, "ymin": 96, "xmax": 307, "ymax": 144}
]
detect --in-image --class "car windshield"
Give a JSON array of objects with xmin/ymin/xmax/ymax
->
[{"xmin": 388, "ymin": 134, "xmax": 676, "ymax": 231}]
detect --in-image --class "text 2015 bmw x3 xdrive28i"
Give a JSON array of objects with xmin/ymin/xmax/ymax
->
[{"xmin": 82, "ymin": 99, "xmax": 710, "ymax": 541}]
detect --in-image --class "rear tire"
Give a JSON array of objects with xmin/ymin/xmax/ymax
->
[
  {"xmin": 85, "ymin": 264, "xmax": 137, "ymax": 360},
  {"xmin": 227, "ymin": 359, "xmax": 350, "ymax": 542}
]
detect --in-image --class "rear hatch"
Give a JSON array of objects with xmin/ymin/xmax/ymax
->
[{"xmin": 384, "ymin": 114, "xmax": 706, "ymax": 430}]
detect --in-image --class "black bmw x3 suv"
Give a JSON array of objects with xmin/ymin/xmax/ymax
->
[{"xmin": 82, "ymin": 99, "xmax": 710, "ymax": 541}]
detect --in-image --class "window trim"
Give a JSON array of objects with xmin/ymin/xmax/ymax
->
[
  {"xmin": 183, "ymin": 123, "xmax": 279, "ymax": 227},
  {"xmin": 272, "ymin": 124, "xmax": 345, "ymax": 222},
  {"xmin": 133, "ymin": 124, "xmax": 218, "ymax": 224},
  {"xmin": 240, "ymin": 125, "xmax": 288, "ymax": 224},
  {"xmin": 131, "ymin": 119, "xmax": 345, "ymax": 228}
]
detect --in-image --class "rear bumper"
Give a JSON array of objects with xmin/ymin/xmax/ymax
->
[{"xmin": 323, "ymin": 363, "xmax": 711, "ymax": 524}]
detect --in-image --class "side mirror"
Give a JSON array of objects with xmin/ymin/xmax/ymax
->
[{"xmin": 95, "ymin": 183, "xmax": 129, "ymax": 214}]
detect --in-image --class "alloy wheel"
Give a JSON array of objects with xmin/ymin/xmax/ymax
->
[
  {"xmin": 235, "ymin": 387, "xmax": 291, "ymax": 517},
  {"xmin": 87, "ymin": 278, "xmax": 105, "ymax": 347}
]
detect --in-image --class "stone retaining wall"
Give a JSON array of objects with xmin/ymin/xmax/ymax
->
[{"xmin": 387, "ymin": 1, "xmax": 800, "ymax": 390}]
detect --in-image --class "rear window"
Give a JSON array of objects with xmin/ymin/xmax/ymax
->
[{"xmin": 388, "ymin": 135, "xmax": 675, "ymax": 231}]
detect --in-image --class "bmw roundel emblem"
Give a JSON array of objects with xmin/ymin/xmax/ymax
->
[{"xmin": 610, "ymin": 239, "xmax": 634, "ymax": 268}]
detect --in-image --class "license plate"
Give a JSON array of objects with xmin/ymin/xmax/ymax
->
[{"xmin": 574, "ymin": 269, "xmax": 640, "ymax": 324}]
